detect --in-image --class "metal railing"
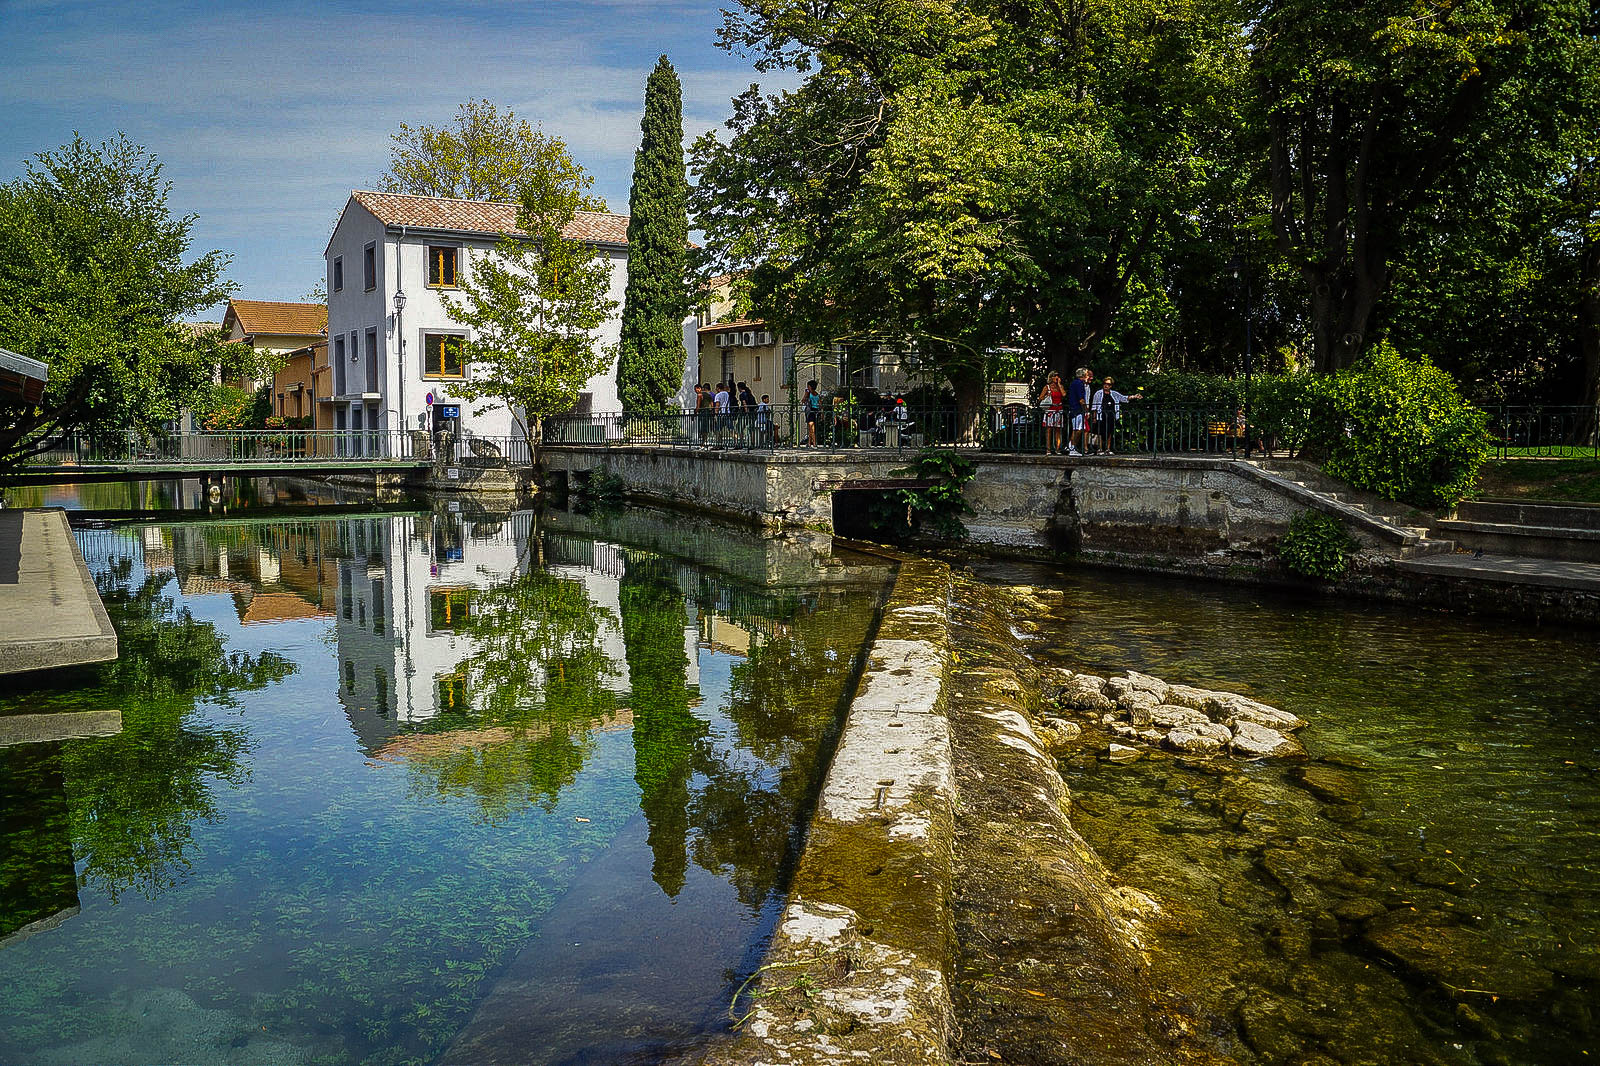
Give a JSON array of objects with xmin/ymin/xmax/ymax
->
[
  {"xmin": 25, "ymin": 430, "xmax": 424, "ymax": 465},
  {"xmin": 1487, "ymin": 406, "xmax": 1599, "ymax": 459},
  {"xmin": 543, "ymin": 403, "xmax": 1268, "ymax": 457}
]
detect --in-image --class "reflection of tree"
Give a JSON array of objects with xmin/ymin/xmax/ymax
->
[
  {"xmin": 689, "ymin": 597, "xmax": 875, "ymax": 907},
  {"xmin": 397, "ymin": 566, "xmax": 626, "ymax": 823},
  {"xmin": 618, "ymin": 552, "xmax": 703, "ymax": 897},
  {"xmin": 57, "ymin": 562, "xmax": 293, "ymax": 901}
]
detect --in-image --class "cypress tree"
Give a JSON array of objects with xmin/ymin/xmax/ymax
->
[{"xmin": 616, "ymin": 55, "xmax": 689, "ymax": 412}]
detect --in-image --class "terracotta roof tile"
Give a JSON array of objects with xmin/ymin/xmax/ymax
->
[
  {"xmin": 227, "ymin": 300, "xmax": 327, "ymax": 337},
  {"xmin": 698, "ymin": 317, "xmax": 770, "ymax": 333},
  {"xmin": 350, "ymin": 190, "xmax": 630, "ymax": 246}
]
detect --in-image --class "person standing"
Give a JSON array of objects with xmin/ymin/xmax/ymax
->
[
  {"xmin": 1091, "ymin": 376, "xmax": 1142, "ymax": 455},
  {"xmin": 1068, "ymin": 367, "xmax": 1091, "ymax": 456},
  {"xmin": 697, "ymin": 382, "xmax": 714, "ymax": 445},
  {"xmin": 804, "ymin": 380, "xmax": 821, "ymax": 445},
  {"xmin": 713, "ymin": 382, "xmax": 732, "ymax": 445},
  {"xmin": 1039, "ymin": 370, "xmax": 1067, "ymax": 455},
  {"xmin": 757, "ymin": 394, "xmax": 773, "ymax": 445}
]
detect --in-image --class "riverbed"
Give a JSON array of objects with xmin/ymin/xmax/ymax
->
[
  {"xmin": 0, "ymin": 496, "xmax": 890, "ymax": 1065},
  {"xmin": 973, "ymin": 558, "xmax": 1600, "ymax": 1065}
]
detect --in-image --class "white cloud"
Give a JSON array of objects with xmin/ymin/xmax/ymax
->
[{"xmin": 0, "ymin": 0, "xmax": 797, "ymax": 304}]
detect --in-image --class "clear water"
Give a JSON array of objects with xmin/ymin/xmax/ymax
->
[
  {"xmin": 976, "ymin": 560, "xmax": 1600, "ymax": 1065},
  {"xmin": 0, "ymin": 500, "xmax": 887, "ymax": 1065}
]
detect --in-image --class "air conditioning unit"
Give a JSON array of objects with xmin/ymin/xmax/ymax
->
[
  {"xmin": 715, "ymin": 333, "xmax": 730, "ymax": 347},
  {"xmin": 742, "ymin": 331, "xmax": 756, "ymax": 347}
]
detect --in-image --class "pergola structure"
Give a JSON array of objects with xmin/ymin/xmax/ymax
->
[{"xmin": 0, "ymin": 348, "xmax": 48, "ymax": 405}]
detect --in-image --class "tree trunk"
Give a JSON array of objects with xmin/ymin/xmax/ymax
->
[{"xmin": 951, "ymin": 370, "xmax": 986, "ymax": 445}]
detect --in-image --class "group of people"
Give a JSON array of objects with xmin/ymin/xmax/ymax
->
[
  {"xmin": 1038, "ymin": 367, "xmax": 1142, "ymax": 456},
  {"xmin": 693, "ymin": 380, "xmax": 773, "ymax": 445}
]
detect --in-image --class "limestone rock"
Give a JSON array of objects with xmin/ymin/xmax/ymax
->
[
  {"xmin": 1036, "ymin": 720, "xmax": 1083, "ymax": 754},
  {"xmin": 1106, "ymin": 742, "xmax": 1143, "ymax": 763},
  {"xmin": 1120, "ymin": 690, "xmax": 1162, "ymax": 718},
  {"xmin": 1166, "ymin": 729, "xmax": 1224, "ymax": 755},
  {"xmin": 1220, "ymin": 695, "xmax": 1307, "ymax": 732},
  {"xmin": 1164, "ymin": 683, "xmax": 1228, "ymax": 713},
  {"xmin": 1122, "ymin": 670, "xmax": 1170, "ymax": 701},
  {"xmin": 1292, "ymin": 765, "xmax": 1363, "ymax": 806},
  {"xmin": 1059, "ymin": 674, "xmax": 1114, "ymax": 714},
  {"xmin": 1363, "ymin": 920, "xmax": 1555, "ymax": 1003},
  {"xmin": 1230, "ymin": 720, "xmax": 1305, "ymax": 758},
  {"xmin": 1148, "ymin": 704, "xmax": 1213, "ymax": 730}
]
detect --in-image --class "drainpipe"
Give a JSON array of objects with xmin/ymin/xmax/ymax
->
[{"xmin": 394, "ymin": 227, "xmax": 407, "ymax": 455}]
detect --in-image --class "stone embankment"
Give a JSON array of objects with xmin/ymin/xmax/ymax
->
[
  {"xmin": 1043, "ymin": 669, "xmax": 1308, "ymax": 761},
  {"xmin": 694, "ymin": 566, "xmax": 1239, "ymax": 1066}
]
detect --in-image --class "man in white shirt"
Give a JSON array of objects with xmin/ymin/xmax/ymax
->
[{"xmin": 713, "ymin": 383, "xmax": 732, "ymax": 444}]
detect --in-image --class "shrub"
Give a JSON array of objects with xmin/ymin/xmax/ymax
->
[
  {"xmin": 1316, "ymin": 344, "xmax": 1491, "ymax": 510},
  {"xmin": 1278, "ymin": 511, "xmax": 1357, "ymax": 580},
  {"xmin": 865, "ymin": 448, "xmax": 976, "ymax": 540}
]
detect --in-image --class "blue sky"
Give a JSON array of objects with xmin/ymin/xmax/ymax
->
[{"xmin": 0, "ymin": 0, "xmax": 778, "ymax": 317}]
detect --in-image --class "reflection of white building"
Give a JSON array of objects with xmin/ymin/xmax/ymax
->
[{"xmin": 332, "ymin": 515, "xmax": 727, "ymax": 753}]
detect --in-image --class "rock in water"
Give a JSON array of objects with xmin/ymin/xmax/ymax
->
[
  {"xmin": 1122, "ymin": 670, "xmax": 1171, "ymax": 703},
  {"xmin": 1230, "ymin": 720, "xmax": 1306, "ymax": 758},
  {"xmin": 1059, "ymin": 674, "xmax": 1114, "ymax": 714},
  {"xmin": 1106, "ymin": 742, "xmax": 1143, "ymax": 763},
  {"xmin": 1165, "ymin": 729, "xmax": 1225, "ymax": 755}
]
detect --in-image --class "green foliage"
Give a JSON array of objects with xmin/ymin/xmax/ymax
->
[
  {"xmin": 618, "ymin": 552, "xmax": 702, "ymax": 896},
  {"xmin": 1277, "ymin": 511, "xmax": 1357, "ymax": 581},
  {"xmin": 578, "ymin": 467, "xmax": 626, "ymax": 507},
  {"xmin": 1317, "ymin": 345, "xmax": 1493, "ymax": 510},
  {"xmin": 0, "ymin": 133, "xmax": 234, "ymax": 461},
  {"xmin": 442, "ymin": 145, "xmax": 618, "ymax": 433},
  {"xmin": 380, "ymin": 99, "xmax": 610, "ymax": 205},
  {"xmin": 616, "ymin": 57, "xmax": 691, "ymax": 412},
  {"xmin": 865, "ymin": 448, "xmax": 977, "ymax": 540},
  {"xmin": 692, "ymin": 0, "xmax": 1248, "ymax": 410}
]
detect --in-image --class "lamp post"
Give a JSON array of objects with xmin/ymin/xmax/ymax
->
[{"xmin": 393, "ymin": 288, "xmax": 407, "ymax": 456}]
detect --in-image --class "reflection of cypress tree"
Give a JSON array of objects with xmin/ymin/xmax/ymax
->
[{"xmin": 618, "ymin": 554, "xmax": 701, "ymax": 897}]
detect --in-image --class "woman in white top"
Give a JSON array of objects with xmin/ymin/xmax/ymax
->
[{"xmin": 1090, "ymin": 377, "xmax": 1142, "ymax": 454}]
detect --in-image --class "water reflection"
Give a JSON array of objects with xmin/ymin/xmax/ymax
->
[{"xmin": 0, "ymin": 503, "xmax": 888, "ymax": 1066}]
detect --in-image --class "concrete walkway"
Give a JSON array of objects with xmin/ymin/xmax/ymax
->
[
  {"xmin": 0, "ymin": 508, "xmax": 117, "ymax": 674},
  {"xmin": 1396, "ymin": 550, "xmax": 1600, "ymax": 592}
]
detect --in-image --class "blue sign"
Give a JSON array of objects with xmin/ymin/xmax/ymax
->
[{"xmin": 438, "ymin": 405, "xmax": 460, "ymax": 419}]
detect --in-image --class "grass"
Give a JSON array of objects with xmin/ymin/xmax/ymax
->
[{"xmin": 1473, "ymin": 458, "xmax": 1600, "ymax": 504}]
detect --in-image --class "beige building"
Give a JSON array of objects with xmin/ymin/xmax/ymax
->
[
  {"xmin": 221, "ymin": 299, "xmax": 328, "ymax": 388},
  {"xmin": 694, "ymin": 277, "xmax": 922, "ymax": 407},
  {"xmin": 270, "ymin": 340, "xmax": 334, "ymax": 430}
]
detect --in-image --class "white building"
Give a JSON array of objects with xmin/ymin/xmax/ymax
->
[{"xmin": 324, "ymin": 190, "xmax": 695, "ymax": 450}]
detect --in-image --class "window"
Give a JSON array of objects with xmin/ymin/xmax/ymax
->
[
  {"xmin": 364, "ymin": 328, "xmax": 379, "ymax": 393},
  {"xmin": 754, "ymin": 356, "xmax": 761, "ymax": 382},
  {"xmin": 332, "ymin": 256, "xmax": 344, "ymax": 293},
  {"xmin": 782, "ymin": 343, "xmax": 796, "ymax": 384},
  {"xmin": 363, "ymin": 242, "xmax": 376, "ymax": 291},
  {"xmin": 427, "ymin": 245, "xmax": 459, "ymax": 288},
  {"xmin": 333, "ymin": 335, "xmax": 346, "ymax": 395},
  {"xmin": 424, "ymin": 333, "xmax": 465, "ymax": 378},
  {"xmin": 436, "ymin": 673, "xmax": 469, "ymax": 715}
]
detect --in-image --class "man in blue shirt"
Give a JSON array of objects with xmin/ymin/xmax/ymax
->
[{"xmin": 1067, "ymin": 367, "xmax": 1090, "ymax": 456}]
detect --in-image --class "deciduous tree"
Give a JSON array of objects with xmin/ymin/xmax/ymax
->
[
  {"xmin": 0, "ymin": 134, "xmax": 234, "ymax": 465},
  {"xmin": 380, "ymin": 99, "xmax": 608, "ymax": 206},
  {"xmin": 441, "ymin": 146, "xmax": 617, "ymax": 436}
]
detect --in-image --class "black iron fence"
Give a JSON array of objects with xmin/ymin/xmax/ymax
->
[
  {"xmin": 1487, "ymin": 406, "xmax": 1599, "ymax": 459},
  {"xmin": 543, "ymin": 402, "xmax": 1268, "ymax": 457}
]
